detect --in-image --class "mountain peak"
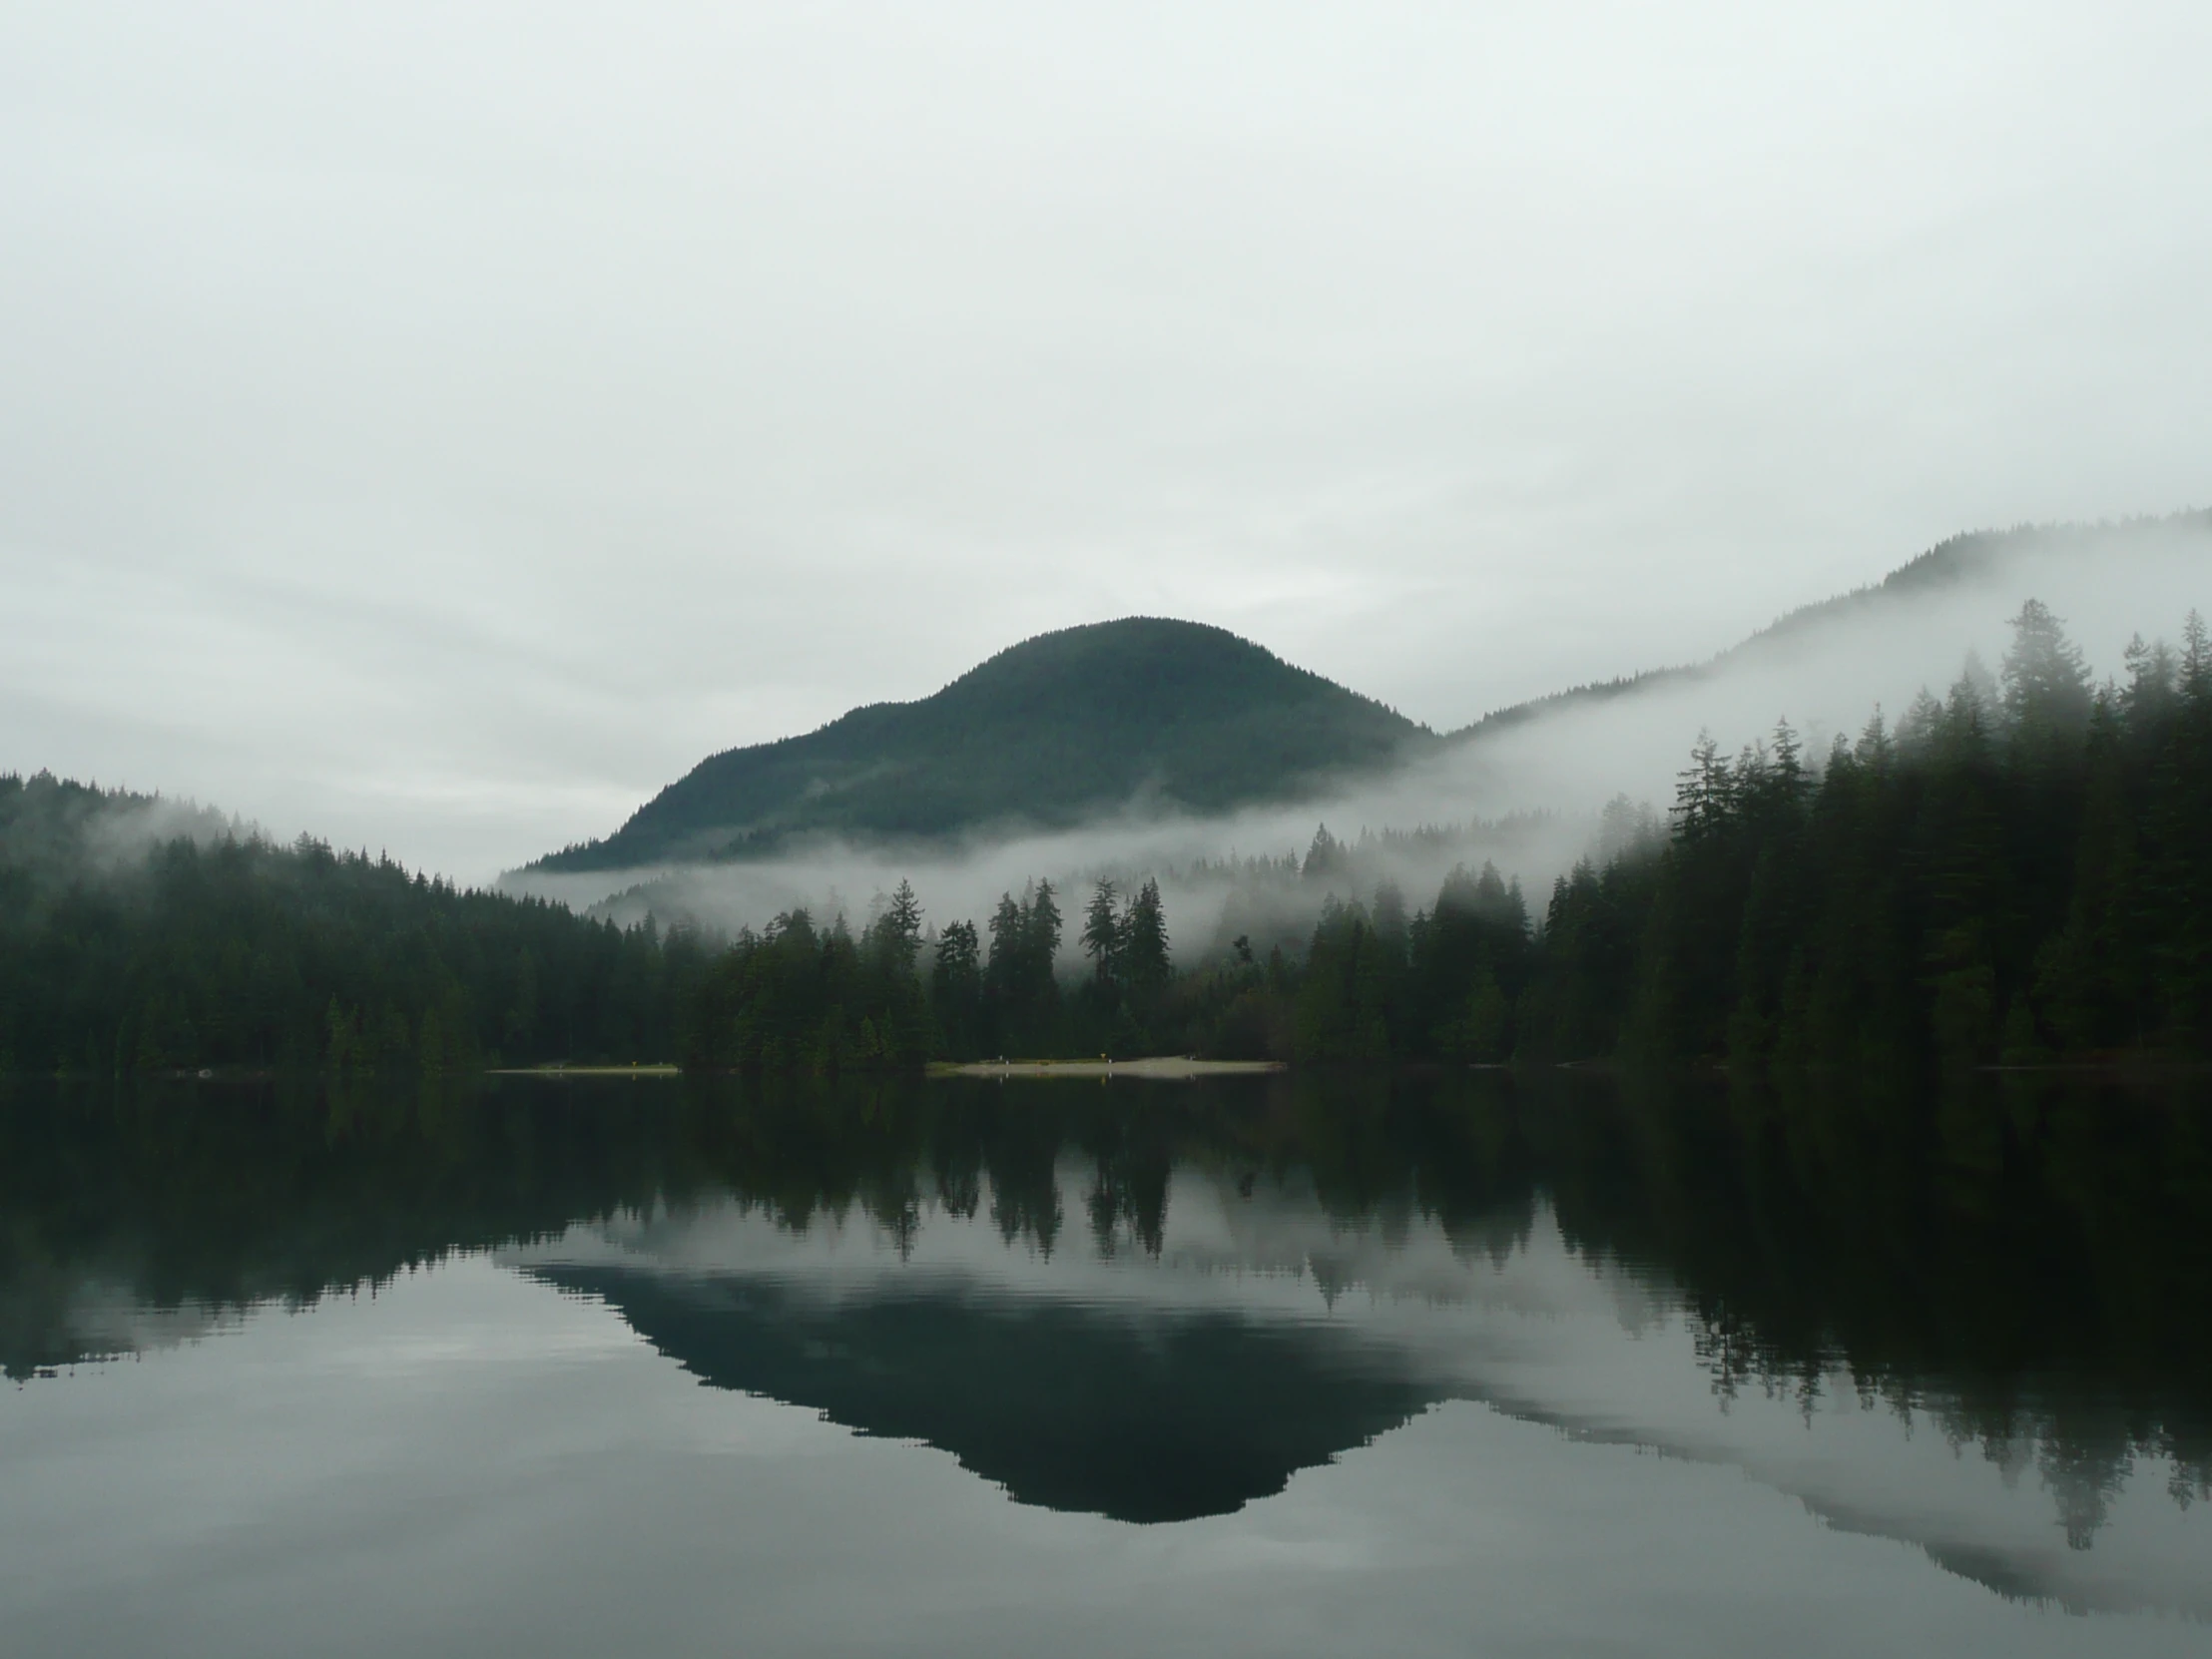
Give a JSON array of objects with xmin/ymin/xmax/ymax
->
[{"xmin": 531, "ymin": 617, "xmax": 1428, "ymax": 871}]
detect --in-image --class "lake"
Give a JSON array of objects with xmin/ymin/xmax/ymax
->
[{"xmin": 2, "ymin": 1069, "xmax": 2208, "ymax": 1656}]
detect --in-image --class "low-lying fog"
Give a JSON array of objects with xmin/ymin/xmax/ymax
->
[{"xmin": 505, "ymin": 519, "xmax": 2210, "ymax": 962}]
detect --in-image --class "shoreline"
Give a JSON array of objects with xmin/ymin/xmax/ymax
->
[
  {"xmin": 931, "ymin": 1057, "xmax": 1285, "ymax": 1080},
  {"xmin": 485, "ymin": 1064, "xmax": 682, "ymax": 1077},
  {"xmin": 10, "ymin": 1057, "xmax": 2207, "ymax": 1084}
]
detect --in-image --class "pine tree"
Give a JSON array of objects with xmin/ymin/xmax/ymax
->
[
  {"xmin": 931, "ymin": 919, "xmax": 983, "ymax": 1057},
  {"xmin": 871, "ymin": 879, "xmax": 924, "ymax": 972},
  {"xmin": 1303, "ymin": 825, "xmax": 1346, "ymax": 885},
  {"xmin": 1028, "ymin": 879, "xmax": 1063, "ymax": 969},
  {"xmin": 985, "ymin": 892, "xmax": 1028, "ymax": 1009},
  {"xmin": 1082, "ymin": 879, "xmax": 1121, "ymax": 987},
  {"xmin": 1674, "ymin": 733, "xmax": 1725, "ymax": 838},
  {"xmin": 2002, "ymin": 598, "xmax": 2093, "ymax": 737},
  {"xmin": 2181, "ymin": 611, "xmax": 2210, "ymax": 706},
  {"xmin": 1119, "ymin": 878, "xmax": 1170, "ymax": 996}
]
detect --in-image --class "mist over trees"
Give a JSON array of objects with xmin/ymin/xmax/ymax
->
[
  {"xmin": 617, "ymin": 589, "xmax": 2212, "ymax": 1074},
  {"xmin": 683, "ymin": 875, "xmax": 1186, "ymax": 1068},
  {"xmin": 0, "ymin": 774, "xmax": 703, "ymax": 1076},
  {"xmin": 5, "ymin": 599, "xmax": 2209, "ymax": 1078},
  {"xmin": 1556, "ymin": 599, "xmax": 2212, "ymax": 1070},
  {"xmin": 1279, "ymin": 600, "xmax": 2212, "ymax": 1070},
  {"xmin": 534, "ymin": 617, "xmax": 1427, "ymax": 870}
]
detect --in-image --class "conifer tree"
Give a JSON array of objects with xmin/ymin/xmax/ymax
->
[
  {"xmin": 1119, "ymin": 878, "xmax": 1171, "ymax": 996},
  {"xmin": 871, "ymin": 879, "xmax": 924, "ymax": 971},
  {"xmin": 931, "ymin": 919, "xmax": 983, "ymax": 1057},
  {"xmin": 2002, "ymin": 598, "xmax": 2093, "ymax": 738},
  {"xmin": 1082, "ymin": 879, "xmax": 1121, "ymax": 987}
]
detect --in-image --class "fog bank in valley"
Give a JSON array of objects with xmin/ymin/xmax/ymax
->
[{"xmin": 505, "ymin": 518, "xmax": 2211, "ymax": 963}]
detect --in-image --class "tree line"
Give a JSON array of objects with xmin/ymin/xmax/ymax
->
[
  {"xmin": 1524, "ymin": 600, "xmax": 2212, "ymax": 1068},
  {"xmin": 0, "ymin": 775, "xmax": 704, "ymax": 1076},
  {"xmin": 1269, "ymin": 600, "xmax": 2212, "ymax": 1069},
  {"xmin": 681, "ymin": 873, "xmax": 1190, "ymax": 1070},
  {"xmin": 6, "ymin": 597, "xmax": 2208, "ymax": 1076}
]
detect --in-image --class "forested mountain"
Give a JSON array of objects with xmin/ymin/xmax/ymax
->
[
  {"xmin": 1449, "ymin": 510, "xmax": 2211, "ymax": 740},
  {"xmin": 1276, "ymin": 600, "xmax": 2212, "ymax": 1068},
  {"xmin": 0, "ymin": 774, "xmax": 703, "ymax": 1075},
  {"xmin": 535, "ymin": 513, "xmax": 2209, "ymax": 876},
  {"xmin": 9, "ymin": 536, "xmax": 2210, "ymax": 1078},
  {"xmin": 531, "ymin": 617, "xmax": 1431, "ymax": 872},
  {"xmin": 676, "ymin": 580, "xmax": 2210, "ymax": 1072}
]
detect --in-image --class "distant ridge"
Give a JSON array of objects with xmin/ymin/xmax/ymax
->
[
  {"xmin": 530, "ymin": 511, "xmax": 2209, "ymax": 874},
  {"xmin": 1446, "ymin": 510, "xmax": 2212, "ymax": 742},
  {"xmin": 531, "ymin": 618, "xmax": 1431, "ymax": 871}
]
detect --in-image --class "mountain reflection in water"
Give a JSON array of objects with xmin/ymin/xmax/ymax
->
[{"xmin": 2, "ymin": 1068, "xmax": 2208, "ymax": 1617}]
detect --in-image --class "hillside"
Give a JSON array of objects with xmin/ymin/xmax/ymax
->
[
  {"xmin": 1447, "ymin": 510, "xmax": 2212, "ymax": 741},
  {"xmin": 530, "ymin": 618, "xmax": 1431, "ymax": 871},
  {"xmin": 530, "ymin": 511, "xmax": 2209, "ymax": 877},
  {"xmin": 0, "ymin": 772, "xmax": 697, "ymax": 1075}
]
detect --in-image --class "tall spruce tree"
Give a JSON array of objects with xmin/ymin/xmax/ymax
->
[
  {"xmin": 1082, "ymin": 880, "xmax": 1121, "ymax": 988},
  {"xmin": 1119, "ymin": 878, "xmax": 1170, "ymax": 996}
]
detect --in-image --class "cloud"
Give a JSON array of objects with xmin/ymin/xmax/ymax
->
[{"xmin": 4, "ymin": 3, "xmax": 2209, "ymax": 882}]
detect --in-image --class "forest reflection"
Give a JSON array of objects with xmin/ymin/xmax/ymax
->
[{"xmin": 2, "ymin": 1067, "xmax": 2208, "ymax": 1564}]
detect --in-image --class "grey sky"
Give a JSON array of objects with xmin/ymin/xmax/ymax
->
[{"xmin": 4, "ymin": 1, "xmax": 2207, "ymax": 881}]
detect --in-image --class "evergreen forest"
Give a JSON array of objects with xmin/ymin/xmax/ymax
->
[
  {"xmin": 4, "ymin": 600, "xmax": 2209, "ymax": 1079},
  {"xmin": 0, "ymin": 775, "xmax": 703, "ymax": 1077},
  {"xmin": 664, "ymin": 598, "xmax": 2212, "ymax": 1073}
]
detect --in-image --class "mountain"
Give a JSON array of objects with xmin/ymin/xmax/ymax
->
[
  {"xmin": 532, "ymin": 617, "xmax": 1431, "ymax": 871},
  {"xmin": 0, "ymin": 772, "xmax": 698, "ymax": 1075},
  {"xmin": 533, "ymin": 511, "xmax": 2211, "ymax": 876},
  {"xmin": 1446, "ymin": 510, "xmax": 2212, "ymax": 741}
]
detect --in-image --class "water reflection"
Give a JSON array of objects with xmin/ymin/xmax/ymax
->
[
  {"xmin": 538, "ymin": 1270, "xmax": 1432, "ymax": 1523},
  {"xmin": 1, "ymin": 1068, "xmax": 2208, "ymax": 1613}
]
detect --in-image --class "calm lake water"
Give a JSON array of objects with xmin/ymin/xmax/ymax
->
[{"xmin": 3, "ymin": 1070, "xmax": 2209, "ymax": 1656}]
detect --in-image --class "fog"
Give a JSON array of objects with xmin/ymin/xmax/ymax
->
[
  {"xmin": 0, "ymin": 774, "xmax": 246, "ymax": 886},
  {"xmin": 1384, "ymin": 515, "xmax": 2212, "ymax": 852},
  {"xmin": 5, "ymin": 3, "xmax": 2210, "ymax": 884},
  {"xmin": 507, "ymin": 516, "xmax": 2209, "ymax": 960}
]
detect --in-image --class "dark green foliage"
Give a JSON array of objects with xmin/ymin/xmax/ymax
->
[
  {"xmin": 1277, "ymin": 862, "xmax": 1535, "ymax": 1065},
  {"xmin": 680, "ymin": 584, "xmax": 2207, "ymax": 1074},
  {"xmin": 984, "ymin": 880, "xmax": 1064, "ymax": 1055},
  {"xmin": 930, "ymin": 919, "xmax": 985, "ymax": 1059},
  {"xmin": 0, "ymin": 774, "xmax": 699, "ymax": 1076},
  {"xmin": 16, "ymin": 596, "xmax": 2210, "ymax": 1080},
  {"xmin": 1065, "ymin": 876, "xmax": 1176, "ymax": 1055},
  {"xmin": 1119, "ymin": 878, "xmax": 1171, "ymax": 996},
  {"xmin": 1080, "ymin": 880, "xmax": 1121, "ymax": 987},
  {"xmin": 1508, "ymin": 602, "xmax": 2212, "ymax": 1067},
  {"xmin": 1410, "ymin": 864, "xmax": 1529, "ymax": 1062},
  {"xmin": 1293, "ymin": 895, "xmax": 1396, "ymax": 1062},
  {"xmin": 682, "ymin": 873, "xmax": 1175, "ymax": 1070},
  {"xmin": 533, "ymin": 618, "xmax": 1430, "ymax": 869},
  {"xmin": 684, "ymin": 905, "xmax": 933, "ymax": 1074},
  {"xmin": 1269, "ymin": 600, "xmax": 2212, "ymax": 1071},
  {"xmin": 1515, "ymin": 852, "xmax": 1660, "ymax": 1062},
  {"xmin": 1130, "ymin": 930, "xmax": 1293, "ymax": 1064}
]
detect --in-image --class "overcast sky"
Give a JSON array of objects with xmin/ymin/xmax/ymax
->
[{"xmin": 4, "ymin": 1, "xmax": 2207, "ymax": 881}]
